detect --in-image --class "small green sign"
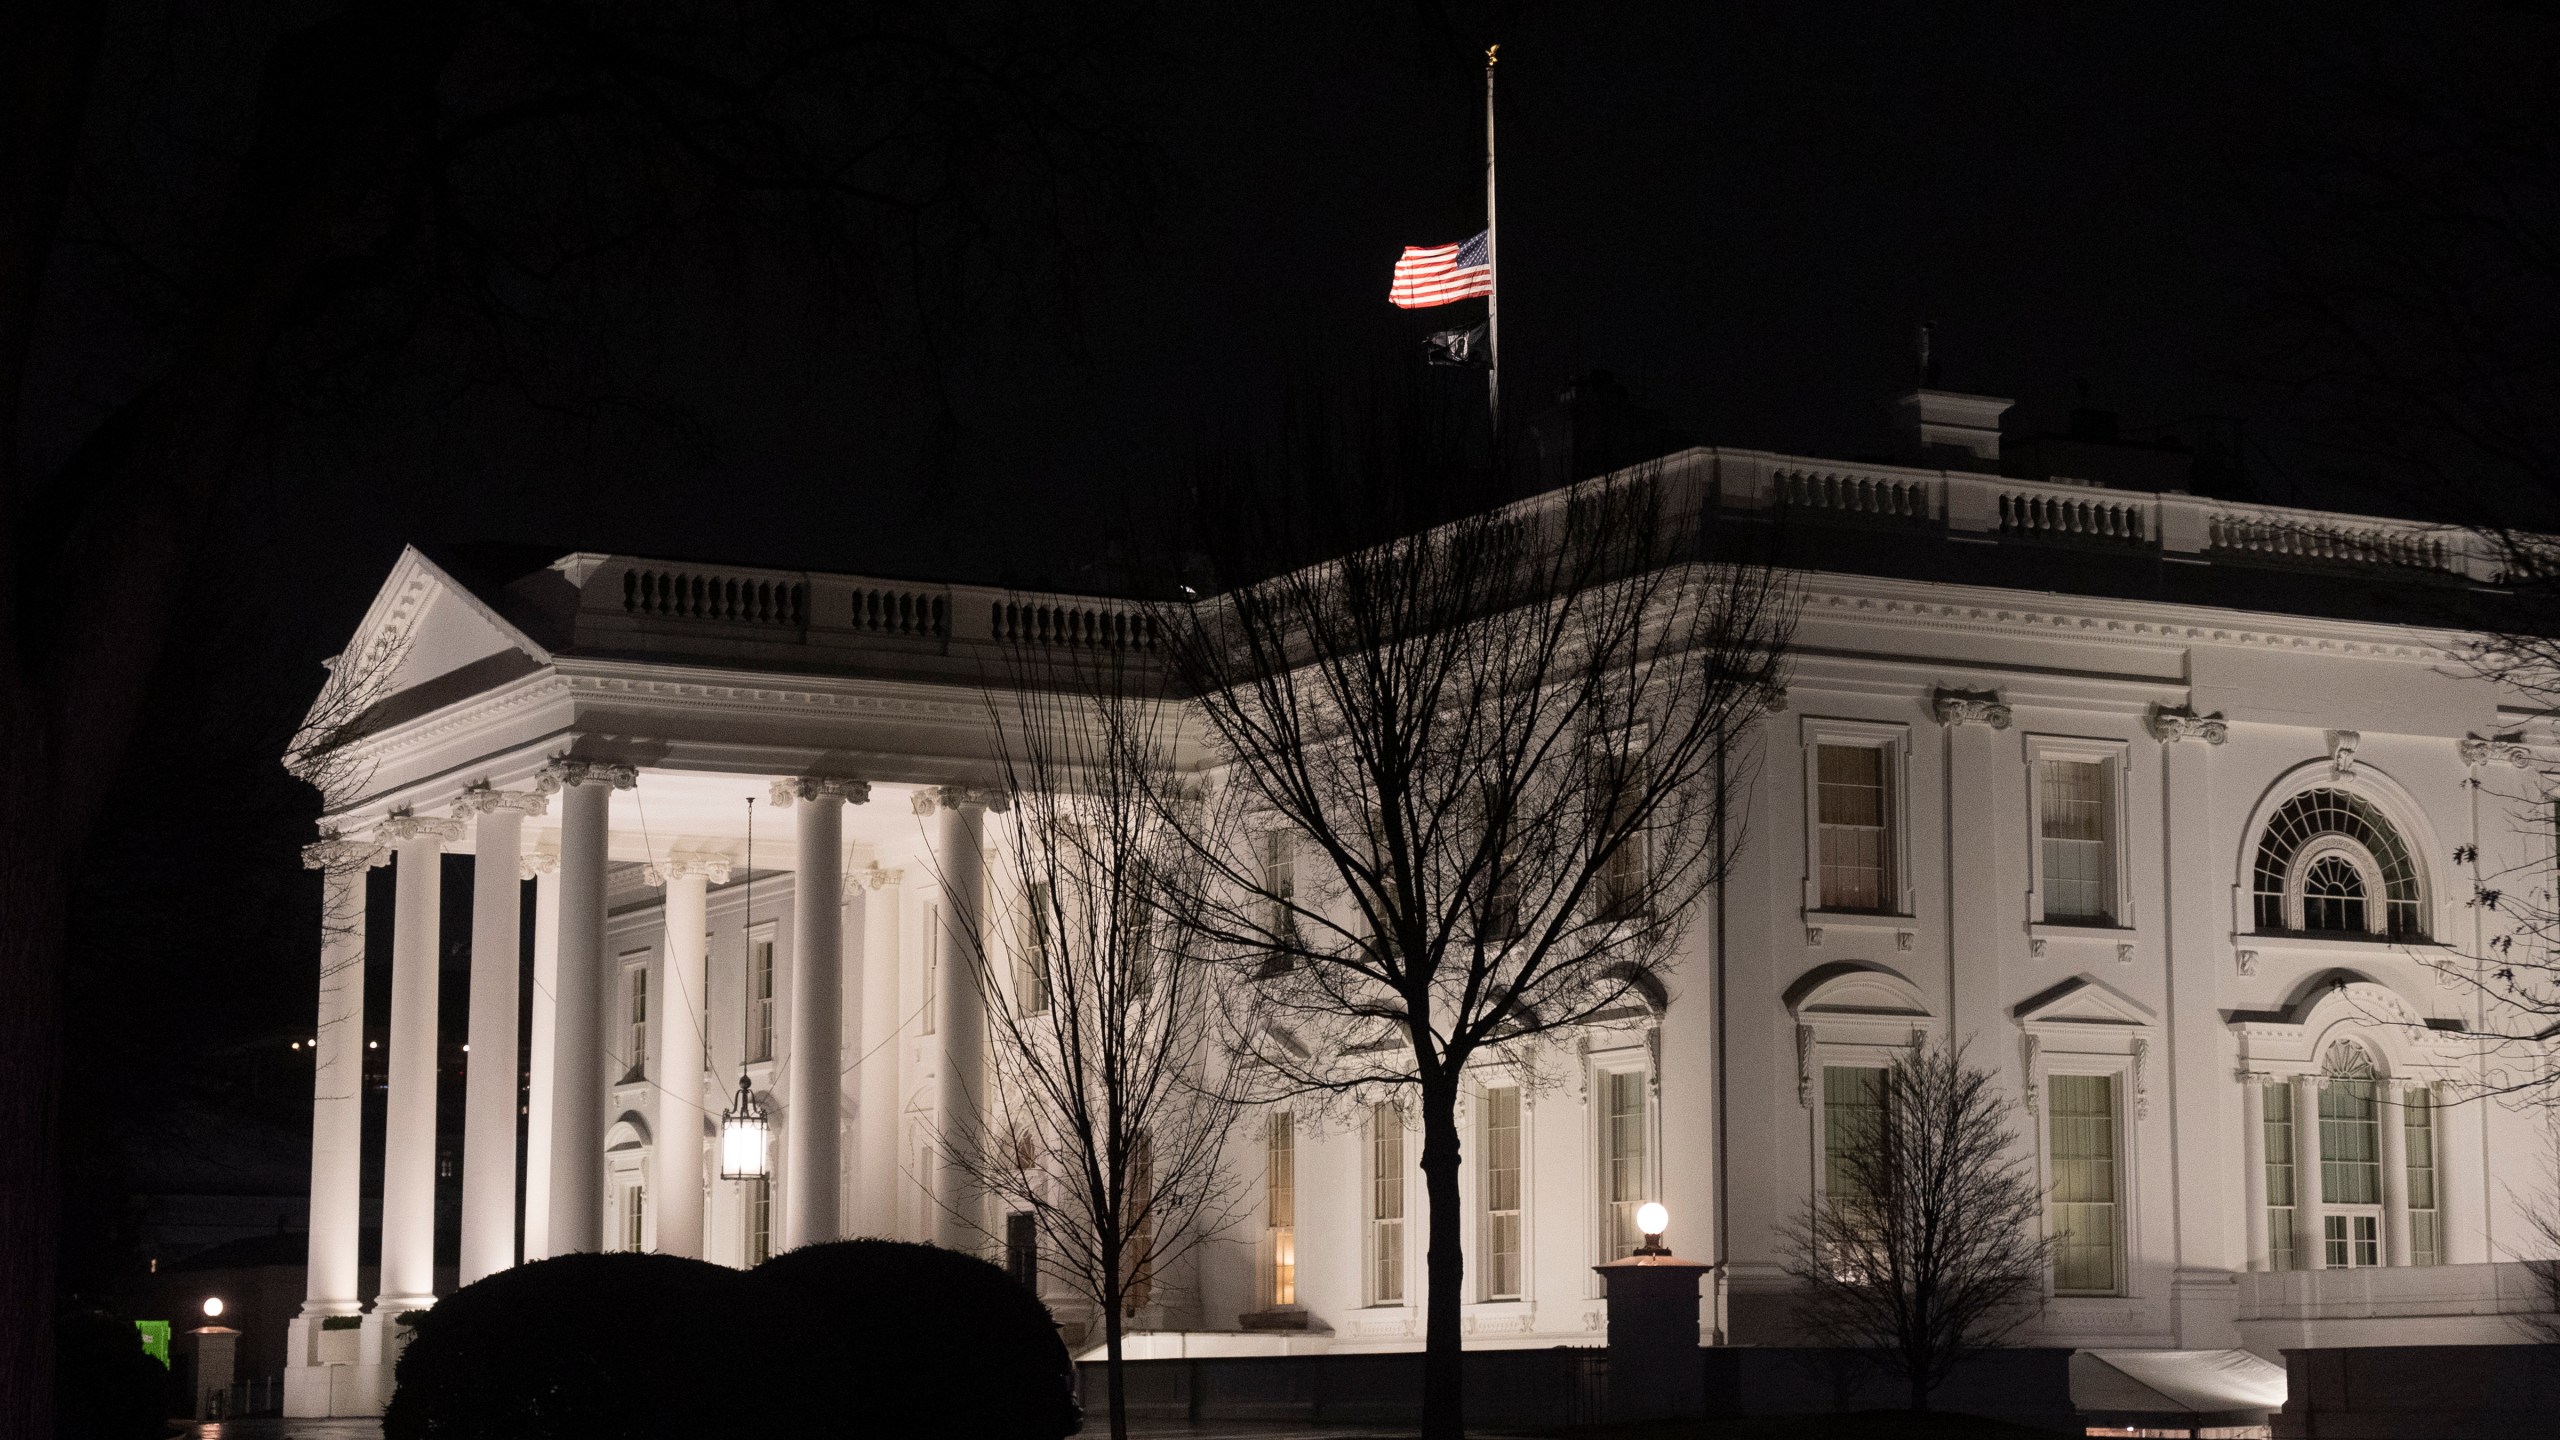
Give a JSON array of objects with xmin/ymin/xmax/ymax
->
[{"xmin": 134, "ymin": 1320, "xmax": 170, "ymax": 1369}]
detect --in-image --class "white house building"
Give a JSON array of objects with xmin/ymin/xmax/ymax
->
[{"xmin": 280, "ymin": 396, "xmax": 2560, "ymax": 1417}]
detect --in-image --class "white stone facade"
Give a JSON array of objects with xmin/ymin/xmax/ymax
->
[{"xmin": 280, "ymin": 449, "xmax": 2560, "ymax": 1415}]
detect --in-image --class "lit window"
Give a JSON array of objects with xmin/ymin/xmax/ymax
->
[
  {"xmin": 2319, "ymin": 1069, "xmax": 2381, "ymax": 1207},
  {"xmin": 621, "ymin": 1181, "xmax": 647, "ymax": 1253},
  {"xmin": 1822, "ymin": 1065, "xmax": 1885, "ymax": 1199},
  {"xmin": 1817, "ymin": 745, "xmax": 1890, "ymax": 911},
  {"xmin": 2251, "ymin": 789, "xmax": 2424, "ymax": 939},
  {"xmin": 1267, "ymin": 1113, "xmax": 1297, "ymax": 1307},
  {"xmin": 747, "ymin": 937, "xmax": 775, "ymax": 1063},
  {"xmin": 626, "ymin": 961, "xmax": 649, "ymax": 1080},
  {"xmin": 1369, "ymin": 1102, "xmax": 1405, "ymax": 1304},
  {"xmin": 1482, "ymin": 1087, "xmax": 1522, "ymax": 1299},
  {"xmin": 2407, "ymin": 1086, "xmax": 2441, "ymax": 1267},
  {"xmin": 2037, "ymin": 757, "xmax": 2113, "ymax": 923},
  {"xmin": 1601, "ymin": 1070, "xmax": 1650, "ymax": 1260},
  {"xmin": 746, "ymin": 1178, "xmax": 772, "ymax": 1266},
  {"xmin": 2048, "ymin": 1073, "xmax": 2121, "ymax": 1295},
  {"xmin": 2263, "ymin": 1080, "xmax": 2297, "ymax": 1271},
  {"xmin": 1018, "ymin": 884, "xmax": 1052, "ymax": 1014}
]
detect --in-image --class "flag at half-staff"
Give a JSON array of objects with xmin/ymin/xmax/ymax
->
[{"xmin": 1388, "ymin": 231, "xmax": 1492, "ymax": 308}]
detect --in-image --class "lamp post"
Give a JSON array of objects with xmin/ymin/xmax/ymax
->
[
  {"xmin": 719, "ymin": 1075, "xmax": 771, "ymax": 1181},
  {"xmin": 1595, "ymin": 1201, "xmax": 1714, "ymax": 1421}
]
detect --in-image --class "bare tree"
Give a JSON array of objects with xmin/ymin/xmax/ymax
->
[
  {"xmin": 1144, "ymin": 456, "xmax": 1794, "ymax": 1440},
  {"xmin": 952, "ymin": 640, "xmax": 1243, "ymax": 1440},
  {"xmin": 1778, "ymin": 1041, "xmax": 2054, "ymax": 1414}
]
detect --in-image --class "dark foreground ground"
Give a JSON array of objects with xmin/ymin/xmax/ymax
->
[{"xmin": 183, "ymin": 1412, "xmax": 2064, "ymax": 1440}]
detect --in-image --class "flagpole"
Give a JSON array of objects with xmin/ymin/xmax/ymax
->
[{"xmin": 1484, "ymin": 43, "xmax": 1500, "ymax": 442}]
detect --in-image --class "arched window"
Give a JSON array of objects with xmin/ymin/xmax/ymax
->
[{"xmin": 2251, "ymin": 789, "xmax": 2424, "ymax": 939}]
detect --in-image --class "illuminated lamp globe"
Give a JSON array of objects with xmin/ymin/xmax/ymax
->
[
  {"xmin": 1634, "ymin": 1202, "xmax": 1669, "ymax": 1255},
  {"xmin": 718, "ymin": 1075, "xmax": 771, "ymax": 1181},
  {"xmin": 202, "ymin": 1297, "xmax": 225, "ymax": 1319}
]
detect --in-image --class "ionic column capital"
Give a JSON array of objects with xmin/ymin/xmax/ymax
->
[
  {"xmin": 644, "ymin": 850, "xmax": 734, "ymax": 887},
  {"xmin": 376, "ymin": 812, "xmax": 465, "ymax": 846},
  {"xmin": 771, "ymin": 776, "xmax": 871, "ymax": 808},
  {"xmin": 1930, "ymin": 685, "xmax": 2011, "ymax": 730},
  {"xmin": 302, "ymin": 833, "xmax": 386, "ymax": 873},
  {"xmin": 2146, "ymin": 702, "xmax": 2229, "ymax": 746},
  {"xmin": 455, "ymin": 781, "xmax": 552, "ymax": 819},
  {"xmin": 912, "ymin": 785, "xmax": 1009, "ymax": 816},
  {"xmin": 520, "ymin": 847, "xmax": 560, "ymax": 881},
  {"xmin": 541, "ymin": 757, "xmax": 638, "ymax": 791},
  {"xmin": 847, "ymin": 862, "xmax": 906, "ymax": 899}
]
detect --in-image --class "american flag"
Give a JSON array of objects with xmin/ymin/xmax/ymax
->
[{"xmin": 1388, "ymin": 231, "xmax": 1492, "ymax": 309}]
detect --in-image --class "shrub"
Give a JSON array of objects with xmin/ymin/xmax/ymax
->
[
  {"xmin": 384, "ymin": 1252, "xmax": 772, "ymax": 1440},
  {"xmin": 750, "ymin": 1239, "xmax": 1078, "ymax": 1440},
  {"xmin": 54, "ymin": 1308, "xmax": 169, "ymax": 1440}
]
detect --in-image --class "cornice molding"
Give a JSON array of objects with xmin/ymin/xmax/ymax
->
[{"xmin": 1796, "ymin": 575, "xmax": 2465, "ymax": 664}]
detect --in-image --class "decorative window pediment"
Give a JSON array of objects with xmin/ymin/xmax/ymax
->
[{"xmin": 1787, "ymin": 962, "xmax": 1937, "ymax": 1106}]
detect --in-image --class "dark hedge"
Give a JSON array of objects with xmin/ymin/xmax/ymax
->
[{"xmin": 53, "ymin": 1308, "xmax": 168, "ymax": 1440}]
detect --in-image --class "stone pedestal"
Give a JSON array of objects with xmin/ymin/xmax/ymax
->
[
  {"xmin": 176, "ymin": 1325, "xmax": 239, "ymax": 1419},
  {"xmin": 1595, "ymin": 1253, "xmax": 1714, "ymax": 1422}
]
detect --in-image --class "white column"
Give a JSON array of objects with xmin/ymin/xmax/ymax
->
[
  {"xmin": 2379, "ymin": 1078, "xmax": 2411, "ymax": 1266},
  {"xmin": 857, "ymin": 862, "xmax": 905, "ymax": 1236},
  {"xmin": 839, "ymin": 875, "xmax": 867, "ymax": 1229},
  {"xmin": 646, "ymin": 852, "xmax": 729, "ymax": 1258},
  {"xmin": 543, "ymin": 760, "xmax": 632, "ymax": 1255},
  {"xmin": 1933, "ymin": 694, "xmax": 2004, "ymax": 1043},
  {"xmin": 2152, "ymin": 707, "xmax": 2238, "ymax": 1341},
  {"xmin": 519, "ymin": 853, "xmax": 560, "ymax": 1259},
  {"xmin": 925, "ymin": 787, "xmax": 1003, "ymax": 1253},
  {"xmin": 455, "ymin": 788, "xmax": 544, "ymax": 1285},
  {"xmin": 375, "ymin": 813, "xmax": 462, "ymax": 1311},
  {"xmin": 2239, "ymin": 1075, "xmax": 2269, "ymax": 1271},
  {"xmin": 783, "ymin": 777, "xmax": 866, "ymax": 1248},
  {"xmin": 298, "ymin": 836, "xmax": 381, "ymax": 1317},
  {"xmin": 2292, "ymin": 1074, "xmax": 2326, "ymax": 1269}
]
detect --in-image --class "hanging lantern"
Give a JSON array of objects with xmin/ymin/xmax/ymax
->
[{"xmin": 719, "ymin": 1074, "xmax": 770, "ymax": 1181}]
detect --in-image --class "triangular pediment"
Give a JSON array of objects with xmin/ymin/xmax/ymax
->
[
  {"xmin": 299, "ymin": 546, "xmax": 552, "ymax": 748},
  {"xmin": 2014, "ymin": 976, "xmax": 2156, "ymax": 1029}
]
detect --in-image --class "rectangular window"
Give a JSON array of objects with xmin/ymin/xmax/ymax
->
[
  {"xmin": 1263, "ymin": 831, "xmax": 1297, "ymax": 944},
  {"xmin": 2038, "ymin": 757, "xmax": 2113, "ymax": 923},
  {"xmin": 1479, "ymin": 787, "xmax": 1521, "ymax": 943},
  {"xmin": 1817, "ymin": 744, "xmax": 1891, "ymax": 911},
  {"xmin": 1591, "ymin": 748, "xmax": 1649, "ymax": 921},
  {"xmin": 746, "ymin": 1177, "xmax": 772, "ymax": 1266},
  {"xmin": 626, "ymin": 960, "xmax": 650, "ymax": 1080},
  {"xmin": 1369, "ymin": 1101, "xmax": 1405, "ymax": 1304},
  {"xmin": 621, "ymin": 1181, "xmax": 646, "ymax": 1253},
  {"xmin": 2264, "ymin": 1081, "xmax": 2298, "ymax": 1271},
  {"xmin": 1267, "ymin": 1112, "xmax": 1297, "ymax": 1307},
  {"xmin": 2323, "ymin": 1212, "xmax": 2382, "ymax": 1268},
  {"xmin": 1482, "ymin": 1087, "xmax": 1523, "ymax": 1299},
  {"xmin": 922, "ymin": 905, "xmax": 940, "ymax": 1035},
  {"xmin": 2406, "ymin": 1086, "xmax": 2441, "ymax": 1267},
  {"xmin": 2048, "ymin": 1073, "xmax": 2122, "ymax": 1294},
  {"xmin": 1602, "ymin": 1070, "xmax": 1650, "ymax": 1260},
  {"xmin": 2319, "ymin": 1077, "xmax": 2381, "ymax": 1206},
  {"xmin": 1823, "ymin": 1065, "xmax": 1886, "ymax": 1199},
  {"xmin": 1006, "ymin": 1211, "xmax": 1039, "ymax": 1292},
  {"xmin": 748, "ymin": 937, "xmax": 775, "ymax": 1063},
  {"xmin": 1018, "ymin": 884, "xmax": 1052, "ymax": 1014}
]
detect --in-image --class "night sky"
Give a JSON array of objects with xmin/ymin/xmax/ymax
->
[{"xmin": 49, "ymin": 0, "xmax": 2493, "ymax": 1286}]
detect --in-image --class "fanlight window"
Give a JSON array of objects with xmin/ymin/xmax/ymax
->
[{"xmin": 2251, "ymin": 789, "xmax": 2424, "ymax": 939}]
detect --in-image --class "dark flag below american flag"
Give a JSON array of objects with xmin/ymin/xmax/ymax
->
[
  {"xmin": 1423, "ymin": 321, "xmax": 1488, "ymax": 368},
  {"xmin": 1388, "ymin": 231, "xmax": 1492, "ymax": 308}
]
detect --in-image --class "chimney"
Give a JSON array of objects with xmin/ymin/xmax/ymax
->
[{"xmin": 1894, "ymin": 323, "xmax": 2012, "ymax": 470}]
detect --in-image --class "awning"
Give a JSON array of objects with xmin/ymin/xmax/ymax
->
[{"xmin": 2072, "ymin": 1349, "xmax": 2288, "ymax": 1418}]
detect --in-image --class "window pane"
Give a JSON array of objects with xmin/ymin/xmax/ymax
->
[
  {"xmin": 1371, "ymin": 1102, "xmax": 1404, "ymax": 1303},
  {"xmin": 1817, "ymin": 745, "xmax": 1891, "ymax": 912},
  {"xmin": 2263, "ymin": 1080, "xmax": 2297, "ymax": 1270},
  {"xmin": 1604, "ymin": 1071, "xmax": 1649, "ymax": 1260},
  {"xmin": 2319, "ymin": 1078, "xmax": 2381, "ymax": 1206},
  {"xmin": 2406, "ymin": 1087, "xmax": 2441, "ymax": 1266},
  {"xmin": 2039, "ymin": 759, "xmax": 2110, "ymax": 921},
  {"xmin": 1483, "ymin": 1087, "xmax": 1522, "ymax": 1299},
  {"xmin": 1823, "ymin": 1066, "xmax": 1885, "ymax": 1201},
  {"xmin": 1268, "ymin": 1111, "xmax": 1297, "ymax": 1306},
  {"xmin": 2049, "ymin": 1074, "xmax": 2120, "ymax": 1294}
]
